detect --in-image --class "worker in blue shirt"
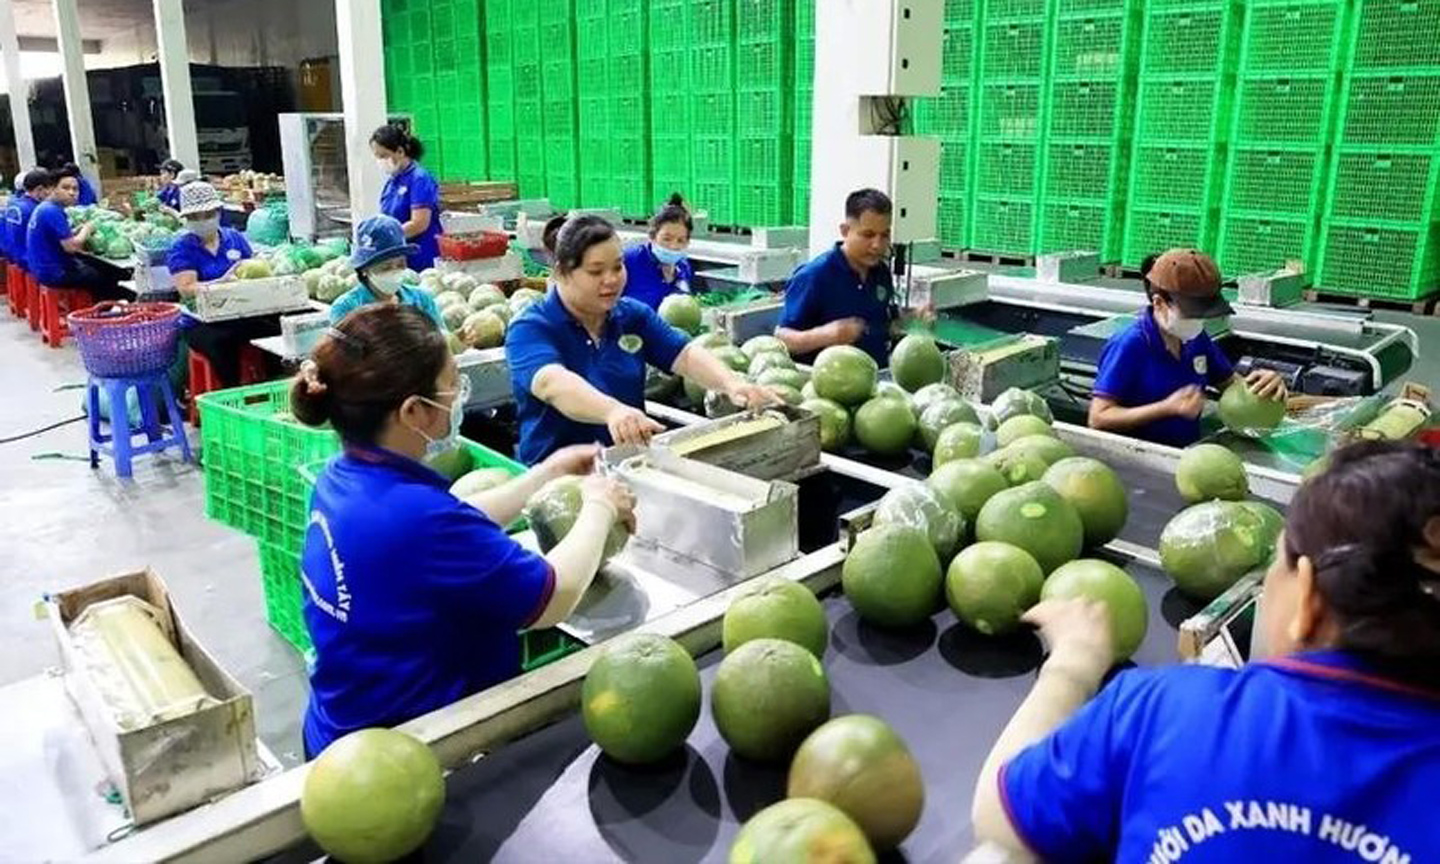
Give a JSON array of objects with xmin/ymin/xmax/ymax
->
[
  {"xmin": 972, "ymin": 439, "xmax": 1440, "ymax": 863},
  {"xmin": 291, "ymin": 303, "xmax": 636, "ymax": 757},
  {"xmin": 372, "ymin": 124, "xmax": 442, "ymax": 271},
  {"xmin": 621, "ymin": 193, "xmax": 696, "ymax": 309},
  {"xmin": 1089, "ymin": 248, "xmax": 1286, "ymax": 447},
  {"xmin": 59, "ymin": 162, "xmax": 98, "ymax": 206},
  {"xmin": 507, "ymin": 215, "xmax": 779, "ymax": 465},
  {"xmin": 26, "ymin": 170, "xmax": 128, "ymax": 300},
  {"xmin": 4, "ymin": 168, "xmax": 51, "ymax": 269},
  {"xmin": 328, "ymin": 215, "xmax": 445, "ymax": 328},
  {"xmin": 777, "ymin": 188, "xmax": 905, "ymax": 366},
  {"xmin": 168, "ymin": 181, "xmax": 279, "ymax": 386},
  {"xmin": 155, "ymin": 159, "xmax": 184, "ymax": 216}
]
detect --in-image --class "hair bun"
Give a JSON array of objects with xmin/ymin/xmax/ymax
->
[{"xmin": 666, "ymin": 191, "xmax": 687, "ymax": 209}]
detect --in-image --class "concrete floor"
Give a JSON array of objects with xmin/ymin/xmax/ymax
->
[{"xmin": 0, "ymin": 298, "xmax": 1435, "ymax": 777}]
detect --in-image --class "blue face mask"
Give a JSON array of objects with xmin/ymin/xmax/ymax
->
[{"xmin": 652, "ymin": 242, "xmax": 687, "ymax": 266}]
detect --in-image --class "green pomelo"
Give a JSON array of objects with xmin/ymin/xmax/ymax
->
[
  {"xmin": 946, "ymin": 541, "xmax": 1044, "ymax": 635},
  {"xmin": 712, "ymin": 638, "xmax": 831, "ymax": 762},
  {"xmin": 872, "ymin": 483, "xmax": 964, "ymax": 562},
  {"xmin": 723, "ymin": 577, "xmax": 828, "ymax": 658},
  {"xmin": 460, "ymin": 310, "xmax": 505, "ymax": 349},
  {"xmin": 801, "ymin": 381, "xmax": 819, "ymax": 401},
  {"xmin": 1159, "ymin": 501, "xmax": 1269, "ymax": 601},
  {"xmin": 990, "ymin": 387, "xmax": 1053, "ymax": 427},
  {"xmin": 694, "ymin": 330, "xmax": 733, "ymax": 350},
  {"xmin": 301, "ymin": 729, "xmax": 445, "ymax": 864},
  {"xmin": 1041, "ymin": 559, "xmax": 1149, "ymax": 662},
  {"xmin": 449, "ymin": 467, "xmax": 513, "ymax": 498},
  {"xmin": 467, "ymin": 284, "xmax": 506, "ymax": 310},
  {"xmin": 1239, "ymin": 500, "xmax": 1285, "ymax": 565},
  {"xmin": 853, "ymin": 397, "xmax": 917, "ymax": 457},
  {"xmin": 812, "ymin": 345, "xmax": 879, "ymax": 407},
  {"xmin": 424, "ymin": 445, "xmax": 474, "ymax": 482},
  {"xmin": 659, "ymin": 293, "xmax": 704, "ymax": 335},
  {"xmin": 524, "ymin": 475, "xmax": 630, "ymax": 561},
  {"xmin": 917, "ymin": 399, "xmax": 981, "ymax": 453},
  {"xmin": 974, "ymin": 481, "xmax": 1085, "ymax": 573},
  {"xmin": 843, "ymin": 524, "xmax": 943, "ymax": 628},
  {"xmin": 787, "ymin": 715, "xmax": 924, "ymax": 852},
  {"xmin": 932, "ymin": 422, "xmax": 984, "ymax": 467},
  {"xmin": 1042, "ymin": 457, "xmax": 1129, "ymax": 547},
  {"xmin": 770, "ymin": 384, "xmax": 804, "ymax": 406},
  {"xmin": 889, "ymin": 334, "xmax": 946, "ymax": 393},
  {"xmin": 872, "ymin": 381, "xmax": 913, "ymax": 408},
  {"xmin": 750, "ymin": 351, "xmax": 798, "ymax": 378},
  {"xmin": 757, "ymin": 367, "xmax": 810, "ymax": 391},
  {"xmin": 1218, "ymin": 381, "xmax": 1286, "ymax": 436},
  {"xmin": 911, "ymin": 382, "xmax": 963, "ymax": 417},
  {"xmin": 742, "ymin": 334, "xmax": 790, "ymax": 360},
  {"xmin": 802, "ymin": 398, "xmax": 852, "ymax": 452},
  {"xmin": 1005, "ymin": 434, "xmax": 1076, "ymax": 468},
  {"xmin": 728, "ymin": 798, "xmax": 875, "ymax": 864},
  {"xmin": 712, "ymin": 344, "xmax": 752, "ymax": 373},
  {"xmin": 645, "ymin": 366, "xmax": 681, "ymax": 400},
  {"xmin": 1175, "ymin": 443, "xmax": 1249, "ymax": 503},
  {"xmin": 984, "ymin": 447, "xmax": 1051, "ymax": 487},
  {"xmin": 582, "ymin": 633, "xmax": 701, "ymax": 764},
  {"xmin": 927, "ymin": 458, "xmax": 1009, "ymax": 522},
  {"xmin": 995, "ymin": 414, "xmax": 1054, "ymax": 447}
]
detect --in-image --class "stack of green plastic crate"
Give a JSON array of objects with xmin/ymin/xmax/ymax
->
[
  {"xmin": 406, "ymin": 2, "xmax": 444, "ymax": 178},
  {"xmin": 485, "ymin": 0, "xmax": 517, "ymax": 182},
  {"xmin": 971, "ymin": 0, "xmax": 1051, "ymax": 255},
  {"xmin": 609, "ymin": 0, "xmax": 653, "ymax": 216},
  {"xmin": 434, "ymin": 0, "xmax": 487, "ymax": 181},
  {"xmin": 733, "ymin": 0, "xmax": 792, "ymax": 227},
  {"xmin": 576, "ymin": 0, "xmax": 610, "ymax": 206},
  {"xmin": 1038, "ymin": 0, "xmax": 1141, "ymax": 261},
  {"xmin": 916, "ymin": 1, "xmax": 979, "ymax": 250},
  {"xmin": 792, "ymin": 0, "xmax": 813, "ymax": 225},
  {"xmin": 1121, "ymin": 0, "xmax": 1243, "ymax": 266},
  {"xmin": 1317, "ymin": 0, "xmax": 1440, "ymax": 301},
  {"xmin": 513, "ymin": 2, "xmax": 547, "ymax": 197},
  {"xmin": 689, "ymin": 0, "xmax": 737, "ymax": 225},
  {"xmin": 1217, "ymin": 0, "xmax": 1348, "ymax": 278},
  {"xmin": 650, "ymin": 0, "xmax": 693, "ymax": 208},
  {"xmin": 541, "ymin": 0, "xmax": 580, "ymax": 208}
]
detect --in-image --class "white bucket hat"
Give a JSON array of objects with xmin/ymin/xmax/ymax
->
[{"xmin": 179, "ymin": 181, "xmax": 224, "ymax": 217}]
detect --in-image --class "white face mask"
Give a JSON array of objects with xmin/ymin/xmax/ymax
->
[
  {"xmin": 377, "ymin": 157, "xmax": 399, "ymax": 176},
  {"xmin": 189, "ymin": 215, "xmax": 220, "ymax": 238},
  {"xmin": 410, "ymin": 378, "xmax": 470, "ymax": 460},
  {"xmin": 367, "ymin": 270, "xmax": 406, "ymax": 297},
  {"xmin": 1161, "ymin": 308, "xmax": 1205, "ymax": 341}
]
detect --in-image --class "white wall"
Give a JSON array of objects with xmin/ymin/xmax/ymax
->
[{"xmin": 90, "ymin": 0, "xmax": 337, "ymax": 69}]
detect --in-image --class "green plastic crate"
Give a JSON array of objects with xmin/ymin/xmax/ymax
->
[
  {"xmin": 691, "ymin": 42, "xmax": 734, "ymax": 91},
  {"xmin": 736, "ymin": 134, "xmax": 788, "ymax": 184},
  {"xmin": 521, "ymin": 628, "xmax": 586, "ymax": 672},
  {"xmin": 1049, "ymin": 80, "xmax": 1123, "ymax": 138},
  {"xmin": 975, "ymin": 140, "xmax": 1040, "ymax": 197},
  {"xmin": 257, "ymin": 539, "xmax": 313, "ymax": 660},
  {"xmin": 945, "ymin": 0, "xmax": 979, "ymax": 27},
  {"xmin": 981, "ymin": 17, "xmax": 1049, "ymax": 80},
  {"xmin": 939, "ymin": 138, "xmax": 971, "ymax": 198},
  {"xmin": 942, "ymin": 25, "xmax": 975, "ymax": 85},
  {"xmin": 650, "ymin": 47, "xmax": 692, "ymax": 94},
  {"xmin": 1243, "ymin": 0, "xmax": 1345, "ymax": 72},
  {"xmin": 987, "ymin": 0, "xmax": 1049, "ymax": 17},
  {"xmin": 1057, "ymin": 0, "xmax": 1130, "ymax": 11},
  {"xmin": 917, "ymin": 86, "xmax": 972, "ymax": 139},
  {"xmin": 736, "ymin": 39, "xmax": 790, "ymax": 89},
  {"xmin": 693, "ymin": 90, "xmax": 736, "ymax": 135},
  {"xmin": 978, "ymin": 81, "xmax": 1043, "ymax": 138},
  {"xmin": 971, "ymin": 195, "xmax": 1037, "ymax": 255},
  {"xmin": 694, "ymin": 134, "xmax": 735, "ymax": 181},
  {"xmin": 1233, "ymin": 75, "xmax": 1334, "ymax": 144},
  {"xmin": 694, "ymin": 179, "xmax": 735, "ymax": 225},
  {"xmin": 1135, "ymin": 78, "xmax": 1228, "ymax": 143},
  {"xmin": 1142, "ymin": 6, "xmax": 1233, "ymax": 76},
  {"xmin": 1224, "ymin": 147, "xmax": 1325, "ymax": 215},
  {"xmin": 608, "ymin": 51, "xmax": 647, "ymax": 97},
  {"xmin": 736, "ymin": 0, "xmax": 790, "ymax": 42},
  {"xmin": 1318, "ymin": 220, "xmax": 1440, "ymax": 299},
  {"xmin": 736, "ymin": 88, "xmax": 786, "ymax": 134},
  {"xmin": 690, "ymin": 0, "xmax": 734, "ymax": 45},
  {"xmin": 1052, "ymin": 13, "xmax": 1128, "ymax": 79},
  {"xmin": 938, "ymin": 192, "xmax": 970, "ymax": 249},
  {"xmin": 1218, "ymin": 214, "xmax": 1312, "ymax": 276},
  {"xmin": 735, "ymin": 182, "xmax": 791, "ymax": 227},
  {"xmin": 1039, "ymin": 198, "xmax": 1114, "ymax": 255},
  {"xmin": 1338, "ymin": 73, "xmax": 1440, "ymax": 146},
  {"xmin": 649, "ymin": 0, "xmax": 692, "ymax": 50},
  {"xmin": 1123, "ymin": 207, "xmax": 1208, "ymax": 265},
  {"xmin": 1351, "ymin": 0, "xmax": 1440, "ymax": 71},
  {"xmin": 1327, "ymin": 149, "xmax": 1440, "ymax": 223},
  {"xmin": 1045, "ymin": 141, "xmax": 1118, "ymax": 198},
  {"xmin": 1130, "ymin": 144, "xmax": 1218, "ymax": 208}
]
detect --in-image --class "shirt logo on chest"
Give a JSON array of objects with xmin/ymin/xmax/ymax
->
[
  {"xmin": 618, "ymin": 334, "xmax": 644, "ymax": 354},
  {"xmin": 226, "ymin": 249, "xmax": 241, "ymax": 261},
  {"xmin": 1194, "ymin": 355, "xmax": 1208, "ymax": 376}
]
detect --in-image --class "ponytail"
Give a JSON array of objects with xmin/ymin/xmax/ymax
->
[
  {"xmin": 370, "ymin": 124, "xmax": 425, "ymax": 161},
  {"xmin": 649, "ymin": 192, "xmax": 693, "ymax": 238}
]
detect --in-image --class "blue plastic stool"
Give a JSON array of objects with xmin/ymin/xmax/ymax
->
[{"xmin": 86, "ymin": 372, "xmax": 193, "ymax": 479}]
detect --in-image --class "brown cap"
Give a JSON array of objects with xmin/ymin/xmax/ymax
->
[{"xmin": 1147, "ymin": 248, "xmax": 1233, "ymax": 319}]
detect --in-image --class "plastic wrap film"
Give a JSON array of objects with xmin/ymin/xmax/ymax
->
[
  {"xmin": 1158, "ymin": 501, "xmax": 1276, "ymax": 602},
  {"xmin": 1229, "ymin": 395, "xmax": 1433, "ymax": 472},
  {"xmin": 872, "ymin": 483, "xmax": 965, "ymax": 563},
  {"xmin": 523, "ymin": 475, "xmax": 630, "ymax": 561},
  {"xmin": 67, "ymin": 596, "xmax": 217, "ymax": 731},
  {"xmin": 988, "ymin": 387, "xmax": 1053, "ymax": 429}
]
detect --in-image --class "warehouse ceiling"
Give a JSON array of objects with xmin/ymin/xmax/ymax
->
[{"xmin": 11, "ymin": 0, "xmax": 151, "ymax": 45}]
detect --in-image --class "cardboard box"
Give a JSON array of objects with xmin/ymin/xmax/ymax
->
[
  {"xmin": 46, "ymin": 568, "xmax": 261, "ymax": 825},
  {"xmin": 191, "ymin": 275, "xmax": 310, "ymax": 321}
]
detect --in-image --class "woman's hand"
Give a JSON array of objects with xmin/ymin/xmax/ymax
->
[
  {"xmin": 727, "ymin": 380, "xmax": 783, "ymax": 411},
  {"xmin": 605, "ymin": 404, "xmax": 665, "ymax": 447},
  {"xmin": 541, "ymin": 443, "xmax": 601, "ymax": 479},
  {"xmin": 1022, "ymin": 599, "xmax": 1114, "ymax": 688},
  {"xmin": 1163, "ymin": 384, "xmax": 1205, "ymax": 419},
  {"xmin": 1245, "ymin": 368, "xmax": 1288, "ymax": 401},
  {"xmin": 581, "ymin": 474, "xmax": 637, "ymax": 533}
]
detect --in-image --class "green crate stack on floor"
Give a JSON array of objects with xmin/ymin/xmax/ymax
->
[
  {"xmin": 485, "ymin": 0, "xmax": 518, "ymax": 182},
  {"xmin": 431, "ymin": 0, "xmax": 487, "ymax": 181},
  {"xmin": 792, "ymin": 0, "xmax": 813, "ymax": 225},
  {"xmin": 406, "ymin": 3, "xmax": 445, "ymax": 178},
  {"xmin": 689, "ymin": 0, "xmax": 737, "ymax": 225},
  {"xmin": 1037, "ymin": 0, "xmax": 1142, "ymax": 261},
  {"xmin": 542, "ymin": 0, "xmax": 580, "ymax": 208},
  {"xmin": 1121, "ymin": 0, "xmax": 1244, "ymax": 266},
  {"xmin": 971, "ymin": 0, "xmax": 1053, "ymax": 256},
  {"xmin": 513, "ymin": 2, "xmax": 548, "ymax": 197},
  {"xmin": 576, "ymin": 0, "xmax": 611, "ymax": 206},
  {"xmin": 913, "ymin": 0, "xmax": 979, "ymax": 251},
  {"xmin": 1217, "ymin": 0, "xmax": 1349, "ymax": 278},
  {"xmin": 609, "ymin": 0, "xmax": 653, "ymax": 217},
  {"xmin": 649, "ymin": 0, "xmax": 694, "ymax": 211},
  {"xmin": 733, "ymin": 0, "xmax": 793, "ymax": 227},
  {"xmin": 1317, "ymin": 0, "xmax": 1440, "ymax": 301},
  {"xmin": 382, "ymin": 0, "xmax": 409, "ymax": 116}
]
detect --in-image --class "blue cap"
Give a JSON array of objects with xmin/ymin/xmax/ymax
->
[{"xmin": 350, "ymin": 214, "xmax": 418, "ymax": 271}]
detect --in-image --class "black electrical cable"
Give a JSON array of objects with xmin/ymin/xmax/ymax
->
[{"xmin": 0, "ymin": 414, "xmax": 86, "ymax": 445}]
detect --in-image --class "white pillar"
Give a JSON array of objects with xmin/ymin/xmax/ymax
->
[
  {"xmin": 334, "ymin": 0, "xmax": 387, "ymax": 227},
  {"xmin": 152, "ymin": 0, "xmax": 200, "ymax": 169},
  {"xmin": 52, "ymin": 0, "xmax": 99, "ymax": 193},
  {"xmin": 0, "ymin": 0, "xmax": 34, "ymax": 169}
]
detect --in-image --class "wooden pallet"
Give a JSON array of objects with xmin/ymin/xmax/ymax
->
[
  {"xmin": 941, "ymin": 249, "xmax": 1033, "ymax": 267},
  {"xmin": 704, "ymin": 224, "xmax": 754, "ymax": 237},
  {"xmin": 1302, "ymin": 290, "xmax": 1440, "ymax": 316}
]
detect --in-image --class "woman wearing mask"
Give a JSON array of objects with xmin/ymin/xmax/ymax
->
[
  {"xmin": 291, "ymin": 304, "xmax": 635, "ymax": 757},
  {"xmin": 371, "ymin": 124, "xmax": 442, "ymax": 271},
  {"xmin": 155, "ymin": 159, "xmax": 185, "ymax": 217},
  {"xmin": 506, "ymin": 215, "xmax": 780, "ymax": 464},
  {"xmin": 168, "ymin": 181, "xmax": 277, "ymax": 386},
  {"xmin": 971, "ymin": 439, "xmax": 1440, "ymax": 862},
  {"xmin": 621, "ymin": 193, "xmax": 695, "ymax": 309},
  {"xmin": 327, "ymin": 215, "xmax": 445, "ymax": 328},
  {"xmin": 1087, "ymin": 248, "xmax": 1285, "ymax": 447}
]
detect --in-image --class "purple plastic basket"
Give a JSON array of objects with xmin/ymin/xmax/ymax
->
[{"xmin": 67, "ymin": 302, "xmax": 183, "ymax": 377}]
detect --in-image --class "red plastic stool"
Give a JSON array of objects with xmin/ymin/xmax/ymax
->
[
  {"xmin": 187, "ymin": 346, "xmax": 268, "ymax": 425},
  {"xmin": 4, "ymin": 264, "xmax": 18, "ymax": 318},
  {"xmin": 26, "ymin": 272, "xmax": 41, "ymax": 333},
  {"xmin": 40, "ymin": 285, "xmax": 95, "ymax": 348}
]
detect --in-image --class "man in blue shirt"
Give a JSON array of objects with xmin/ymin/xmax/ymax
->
[
  {"xmin": 328, "ymin": 214, "xmax": 446, "ymax": 329},
  {"xmin": 777, "ymin": 188, "xmax": 898, "ymax": 366},
  {"xmin": 4, "ymin": 169, "xmax": 51, "ymax": 269},
  {"xmin": 26, "ymin": 171, "xmax": 128, "ymax": 299},
  {"xmin": 59, "ymin": 162, "xmax": 98, "ymax": 206},
  {"xmin": 155, "ymin": 159, "xmax": 184, "ymax": 216},
  {"xmin": 1089, "ymin": 248, "xmax": 1286, "ymax": 447}
]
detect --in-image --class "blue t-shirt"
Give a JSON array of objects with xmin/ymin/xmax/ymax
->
[
  {"xmin": 506, "ymin": 290, "xmax": 692, "ymax": 465},
  {"xmin": 3, "ymin": 193, "xmax": 39, "ymax": 266},
  {"xmin": 76, "ymin": 175, "xmax": 98, "ymax": 206},
  {"xmin": 166, "ymin": 228, "xmax": 253, "ymax": 282},
  {"xmin": 779, "ymin": 243, "xmax": 893, "ymax": 366},
  {"xmin": 1092, "ymin": 308, "xmax": 1235, "ymax": 447},
  {"xmin": 621, "ymin": 242, "xmax": 696, "ymax": 310},
  {"xmin": 379, "ymin": 161, "xmax": 442, "ymax": 271},
  {"xmin": 301, "ymin": 447, "xmax": 554, "ymax": 757},
  {"xmin": 329, "ymin": 282, "xmax": 445, "ymax": 330},
  {"xmin": 26, "ymin": 200, "xmax": 75, "ymax": 284},
  {"xmin": 1001, "ymin": 651, "xmax": 1440, "ymax": 863},
  {"xmin": 157, "ymin": 184, "xmax": 181, "ymax": 211}
]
